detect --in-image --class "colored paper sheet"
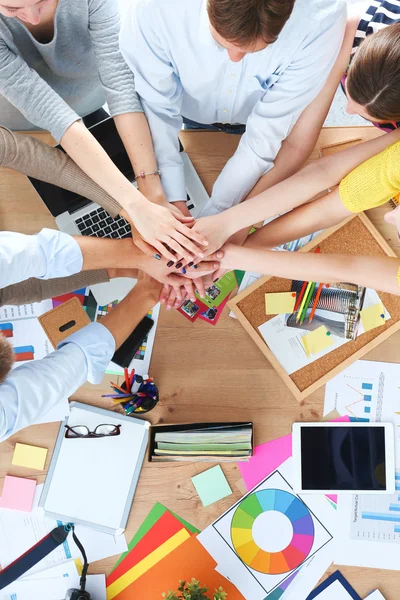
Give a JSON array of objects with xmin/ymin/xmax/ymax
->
[
  {"xmin": 238, "ymin": 416, "xmax": 350, "ymax": 493},
  {"xmin": 265, "ymin": 292, "xmax": 297, "ymax": 315},
  {"xmin": 301, "ymin": 325, "xmax": 334, "ymax": 357},
  {"xmin": 191, "ymin": 465, "xmax": 232, "ymax": 507},
  {"xmin": 111, "ymin": 535, "xmax": 245, "ymax": 600},
  {"xmin": 0, "ymin": 475, "xmax": 36, "ymax": 512},
  {"xmin": 196, "ymin": 271, "xmax": 237, "ymax": 309},
  {"xmin": 12, "ymin": 443, "xmax": 48, "ymax": 471},
  {"xmin": 112, "ymin": 503, "xmax": 199, "ymax": 570},
  {"xmin": 107, "ymin": 510, "xmax": 191, "ymax": 586},
  {"xmin": 107, "ymin": 529, "xmax": 190, "ymax": 599},
  {"xmin": 198, "ymin": 294, "xmax": 231, "ymax": 325},
  {"xmin": 360, "ymin": 302, "xmax": 386, "ymax": 333}
]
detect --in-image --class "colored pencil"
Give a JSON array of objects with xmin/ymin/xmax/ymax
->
[
  {"xmin": 129, "ymin": 369, "xmax": 136, "ymax": 385},
  {"xmin": 294, "ymin": 281, "xmax": 307, "ymax": 312},
  {"xmin": 124, "ymin": 368, "xmax": 130, "ymax": 391},
  {"xmin": 296, "ymin": 281, "xmax": 311, "ymax": 322},
  {"xmin": 109, "ymin": 381, "xmax": 127, "ymax": 394},
  {"xmin": 309, "ymin": 283, "xmax": 324, "ymax": 323},
  {"xmin": 300, "ymin": 281, "xmax": 316, "ymax": 325},
  {"xmin": 102, "ymin": 393, "xmax": 133, "ymax": 399}
]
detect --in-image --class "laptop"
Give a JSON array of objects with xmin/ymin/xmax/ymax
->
[{"xmin": 28, "ymin": 117, "xmax": 209, "ymax": 305}]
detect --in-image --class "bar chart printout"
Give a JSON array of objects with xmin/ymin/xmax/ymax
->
[{"xmin": 350, "ymin": 472, "xmax": 400, "ymax": 544}]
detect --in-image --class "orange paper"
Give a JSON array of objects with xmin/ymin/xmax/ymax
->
[{"xmin": 111, "ymin": 535, "xmax": 245, "ymax": 600}]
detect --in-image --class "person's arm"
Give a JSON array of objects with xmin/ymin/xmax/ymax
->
[
  {"xmin": 87, "ymin": 0, "xmax": 167, "ymax": 205},
  {"xmin": 243, "ymin": 14, "xmax": 357, "ymax": 201},
  {"xmin": 0, "ymin": 275, "xmax": 160, "ymax": 442},
  {"xmin": 220, "ymin": 243, "xmax": 400, "ymax": 296},
  {"xmin": 204, "ymin": 2, "xmax": 347, "ymax": 214},
  {"xmin": 191, "ymin": 129, "xmax": 400, "ymax": 254},
  {"xmin": 119, "ymin": 0, "xmax": 186, "ymax": 205}
]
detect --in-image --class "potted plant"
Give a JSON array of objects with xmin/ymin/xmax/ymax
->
[{"xmin": 162, "ymin": 579, "xmax": 227, "ymax": 600}]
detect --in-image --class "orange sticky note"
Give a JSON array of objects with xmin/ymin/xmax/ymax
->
[{"xmin": 110, "ymin": 535, "xmax": 245, "ymax": 600}]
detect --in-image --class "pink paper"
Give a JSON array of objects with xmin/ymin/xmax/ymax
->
[
  {"xmin": 0, "ymin": 475, "xmax": 36, "ymax": 512},
  {"xmin": 239, "ymin": 416, "xmax": 350, "ymax": 502}
]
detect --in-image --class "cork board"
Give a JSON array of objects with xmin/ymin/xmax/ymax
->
[{"xmin": 228, "ymin": 213, "xmax": 400, "ymax": 402}]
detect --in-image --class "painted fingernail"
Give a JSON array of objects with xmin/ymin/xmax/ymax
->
[
  {"xmin": 175, "ymin": 262, "xmax": 183, "ymax": 269},
  {"xmin": 181, "ymin": 268, "xmax": 187, "ymax": 274},
  {"xmin": 188, "ymin": 262, "xmax": 194, "ymax": 267},
  {"xmin": 193, "ymin": 264, "xmax": 198, "ymax": 270},
  {"xmin": 154, "ymin": 253, "xmax": 162, "ymax": 260},
  {"xmin": 213, "ymin": 278, "xmax": 219, "ymax": 283},
  {"xmin": 167, "ymin": 261, "xmax": 174, "ymax": 267}
]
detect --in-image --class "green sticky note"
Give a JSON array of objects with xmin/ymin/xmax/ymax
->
[
  {"xmin": 191, "ymin": 465, "xmax": 232, "ymax": 507},
  {"xmin": 195, "ymin": 271, "xmax": 237, "ymax": 309}
]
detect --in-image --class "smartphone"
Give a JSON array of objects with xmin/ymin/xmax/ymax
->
[{"xmin": 112, "ymin": 316, "xmax": 154, "ymax": 368}]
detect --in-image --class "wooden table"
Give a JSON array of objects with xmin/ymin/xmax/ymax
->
[{"xmin": 1, "ymin": 126, "xmax": 398, "ymax": 599}]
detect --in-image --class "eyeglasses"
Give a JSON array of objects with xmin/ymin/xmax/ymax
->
[{"xmin": 64, "ymin": 424, "xmax": 122, "ymax": 439}]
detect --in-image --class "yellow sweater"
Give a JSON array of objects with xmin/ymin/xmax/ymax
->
[{"xmin": 339, "ymin": 140, "xmax": 400, "ymax": 212}]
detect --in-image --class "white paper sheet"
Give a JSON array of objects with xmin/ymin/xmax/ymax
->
[
  {"xmin": 366, "ymin": 592, "xmax": 386, "ymax": 599},
  {"xmin": 258, "ymin": 290, "xmax": 389, "ymax": 375},
  {"xmin": 0, "ymin": 300, "xmax": 53, "ymax": 322},
  {"xmin": 199, "ymin": 458, "xmax": 336, "ymax": 600},
  {"xmin": 309, "ymin": 578, "xmax": 360, "ymax": 599},
  {"xmin": 324, "ymin": 359, "xmax": 400, "ymax": 465},
  {"xmin": 335, "ymin": 494, "xmax": 400, "ymax": 570},
  {"xmin": 229, "ymin": 271, "xmax": 261, "ymax": 319},
  {"xmin": 0, "ymin": 486, "xmax": 127, "ymax": 575}
]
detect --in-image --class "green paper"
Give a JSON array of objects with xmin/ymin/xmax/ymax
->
[
  {"xmin": 191, "ymin": 465, "xmax": 232, "ymax": 507},
  {"xmin": 111, "ymin": 502, "xmax": 199, "ymax": 570},
  {"xmin": 195, "ymin": 271, "xmax": 237, "ymax": 309},
  {"xmin": 234, "ymin": 270, "xmax": 245, "ymax": 287}
]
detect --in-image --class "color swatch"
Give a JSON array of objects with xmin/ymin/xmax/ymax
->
[{"xmin": 231, "ymin": 489, "xmax": 314, "ymax": 575}]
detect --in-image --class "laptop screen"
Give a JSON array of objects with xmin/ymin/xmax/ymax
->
[{"xmin": 28, "ymin": 117, "xmax": 134, "ymax": 218}]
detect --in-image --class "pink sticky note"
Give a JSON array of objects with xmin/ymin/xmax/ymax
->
[
  {"xmin": 239, "ymin": 416, "xmax": 350, "ymax": 498},
  {"xmin": 0, "ymin": 475, "xmax": 36, "ymax": 512}
]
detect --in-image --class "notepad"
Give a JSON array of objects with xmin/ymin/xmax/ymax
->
[
  {"xmin": 360, "ymin": 302, "xmax": 386, "ymax": 333},
  {"xmin": 12, "ymin": 443, "xmax": 48, "ymax": 471},
  {"xmin": 265, "ymin": 292, "xmax": 296, "ymax": 315},
  {"xmin": 301, "ymin": 326, "xmax": 334, "ymax": 357},
  {"xmin": 0, "ymin": 475, "xmax": 36, "ymax": 511},
  {"xmin": 191, "ymin": 465, "xmax": 232, "ymax": 507}
]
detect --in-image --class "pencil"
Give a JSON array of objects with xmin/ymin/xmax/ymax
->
[
  {"xmin": 102, "ymin": 393, "xmax": 133, "ymax": 399},
  {"xmin": 109, "ymin": 381, "xmax": 127, "ymax": 394},
  {"xmin": 124, "ymin": 368, "xmax": 130, "ymax": 390},
  {"xmin": 129, "ymin": 369, "xmax": 136, "ymax": 385},
  {"xmin": 296, "ymin": 281, "xmax": 311, "ymax": 322},
  {"xmin": 300, "ymin": 281, "xmax": 316, "ymax": 325},
  {"xmin": 309, "ymin": 283, "xmax": 323, "ymax": 323},
  {"xmin": 294, "ymin": 281, "xmax": 307, "ymax": 312}
]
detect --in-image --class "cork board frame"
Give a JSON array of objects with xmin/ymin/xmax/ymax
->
[{"xmin": 228, "ymin": 213, "xmax": 400, "ymax": 402}]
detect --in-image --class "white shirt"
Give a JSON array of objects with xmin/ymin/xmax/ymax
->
[
  {"xmin": 0, "ymin": 229, "xmax": 115, "ymax": 442},
  {"xmin": 120, "ymin": 0, "xmax": 346, "ymax": 213}
]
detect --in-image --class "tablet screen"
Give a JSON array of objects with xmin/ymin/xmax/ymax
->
[{"xmin": 300, "ymin": 426, "xmax": 387, "ymax": 491}]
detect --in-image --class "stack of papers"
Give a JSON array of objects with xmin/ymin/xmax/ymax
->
[
  {"xmin": 152, "ymin": 423, "xmax": 253, "ymax": 462},
  {"xmin": 106, "ymin": 502, "xmax": 243, "ymax": 599}
]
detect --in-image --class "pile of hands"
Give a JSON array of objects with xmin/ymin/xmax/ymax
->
[{"xmin": 124, "ymin": 199, "xmax": 233, "ymax": 310}]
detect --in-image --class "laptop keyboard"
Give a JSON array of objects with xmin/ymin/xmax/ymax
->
[{"xmin": 75, "ymin": 207, "xmax": 132, "ymax": 239}]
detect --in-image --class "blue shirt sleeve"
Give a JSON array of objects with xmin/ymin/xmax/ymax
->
[
  {"xmin": 0, "ymin": 229, "xmax": 83, "ymax": 288},
  {"xmin": 0, "ymin": 322, "xmax": 115, "ymax": 443}
]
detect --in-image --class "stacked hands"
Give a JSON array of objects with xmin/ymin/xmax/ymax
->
[{"xmin": 123, "ymin": 199, "xmax": 231, "ymax": 310}]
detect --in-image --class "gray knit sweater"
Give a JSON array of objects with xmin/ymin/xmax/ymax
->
[{"xmin": 0, "ymin": 0, "xmax": 142, "ymax": 141}]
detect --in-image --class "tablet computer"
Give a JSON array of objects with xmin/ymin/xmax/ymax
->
[{"xmin": 292, "ymin": 422, "xmax": 395, "ymax": 494}]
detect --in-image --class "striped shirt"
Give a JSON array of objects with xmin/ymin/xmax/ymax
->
[{"xmin": 352, "ymin": 0, "xmax": 400, "ymax": 55}]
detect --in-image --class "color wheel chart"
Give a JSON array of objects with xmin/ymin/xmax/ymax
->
[{"xmin": 231, "ymin": 490, "xmax": 315, "ymax": 575}]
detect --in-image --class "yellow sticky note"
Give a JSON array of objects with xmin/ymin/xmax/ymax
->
[
  {"xmin": 360, "ymin": 303, "xmax": 386, "ymax": 333},
  {"xmin": 265, "ymin": 292, "xmax": 297, "ymax": 315},
  {"xmin": 12, "ymin": 443, "xmax": 48, "ymax": 471},
  {"xmin": 301, "ymin": 325, "xmax": 334, "ymax": 357}
]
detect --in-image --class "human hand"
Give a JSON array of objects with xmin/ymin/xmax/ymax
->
[
  {"xmin": 190, "ymin": 214, "xmax": 233, "ymax": 257},
  {"xmin": 124, "ymin": 200, "xmax": 209, "ymax": 262},
  {"xmin": 384, "ymin": 206, "xmax": 400, "ymax": 238}
]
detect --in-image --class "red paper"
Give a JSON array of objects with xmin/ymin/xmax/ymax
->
[{"xmin": 107, "ymin": 511, "xmax": 191, "ymax": 586}]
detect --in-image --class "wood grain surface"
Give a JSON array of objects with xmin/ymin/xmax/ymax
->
[{"xmin": 0, "ymin": 126, "xmax": 397, "ymax": 599}]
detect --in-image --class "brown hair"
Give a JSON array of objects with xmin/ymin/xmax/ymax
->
[
  {"xmin": 0, "ymin": 335, "xmax": 14, "ymax": 384},
  {"xmin": 207, "ymin": 0, "xmax": 295, "ymax": 47},
  {"xmin": 347, "ymin": 23, "xmax": 400, "ymax": 122}
]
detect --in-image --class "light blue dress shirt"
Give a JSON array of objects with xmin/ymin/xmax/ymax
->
[
  {"xmin": 120, "ymin": 0, "xmax": 346, "ymax": 213},
  {"xmin": 0, "ymin": 229, "xmax": 115, "ymax": 442}
]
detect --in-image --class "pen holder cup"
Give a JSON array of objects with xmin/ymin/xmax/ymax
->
[{"xmin": 120, "ymin": 379, "xmax": 159, "ymax": 415}]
